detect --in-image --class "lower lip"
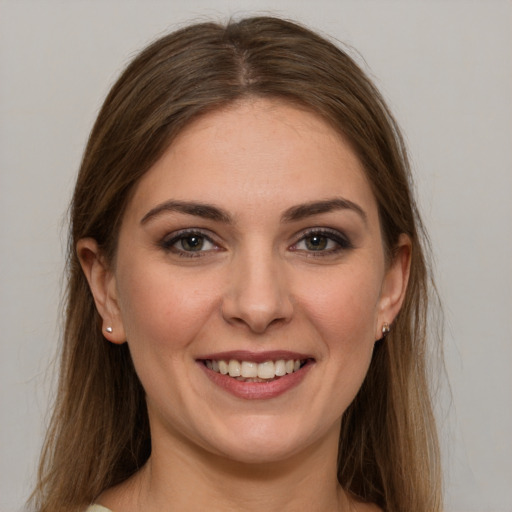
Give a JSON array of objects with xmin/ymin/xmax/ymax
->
[{"xmin": 198, "ymin": 361, "xmax": 313, "ymax": 400}]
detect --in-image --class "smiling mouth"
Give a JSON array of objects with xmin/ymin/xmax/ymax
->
[{"xmin": 201, "ymin": 358, "xmax": 310, "ymax": 383}]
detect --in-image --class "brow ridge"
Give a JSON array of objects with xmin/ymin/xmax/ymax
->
[
  {"xmin": 282, "ymin": 198, "xmax": 367, "ymax": 223},
  {"xmin": 140, "ymin": 197, "xmax": 366, "ymax": 225},
  {"xmin": 140, "ymin": 200, "xmax": 232, "ymax": 224}
]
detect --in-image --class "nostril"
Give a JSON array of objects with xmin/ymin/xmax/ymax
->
[
  {"xmin": 220, "ymin": 264, "xmax": 294, "ymax": 333},
  {"xmin": 221, "ymin": 300, "xmax": 292, "ymax": 333}
]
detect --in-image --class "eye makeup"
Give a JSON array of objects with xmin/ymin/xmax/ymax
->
[
  {"xmin": 289, "ymin": 227, "xmax": 354, "ymax": 258},
  {"xmin": 157, "ymin": 225, "xmax": 354, "ymax": 261},
  {"xmin": 159, "ymin": 229, "xmax": 222, "ymax": 258}
]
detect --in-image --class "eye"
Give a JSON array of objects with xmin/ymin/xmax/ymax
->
[
  {"xmin": 160, "ymin": 230, "xmax": 219, "ymax": 257},
  {"xmin": 299, "ymin": 234, "xmax": 336, "ymax": 251},
  {"xmin": 291, "ymin": 229, "xmax": 352, "ymax": 255},
  {"xmin": 177, "ymin": 234, "xmax": 212, "ymax": 252}
]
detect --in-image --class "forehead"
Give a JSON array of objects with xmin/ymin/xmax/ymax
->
[{"xmin": 126, "ymin": 98, "xmax": 378, "ymax": 224}]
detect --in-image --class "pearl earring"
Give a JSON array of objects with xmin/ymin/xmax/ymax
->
[{"xmin": 105, "ymin": 326, "xmax": 113, "ymax": 334}]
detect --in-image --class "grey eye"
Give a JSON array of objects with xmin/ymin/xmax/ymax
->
[{"xmin": 180, "ymin": 235, "xmax": 206, "ymax": 251}]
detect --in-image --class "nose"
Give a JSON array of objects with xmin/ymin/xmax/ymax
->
[{"xmin": 221, "ymin": 248, "xmax": 293, "ymax": 334}]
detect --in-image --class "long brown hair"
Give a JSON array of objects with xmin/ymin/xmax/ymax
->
[{"xmin": 31, "ymin": 16, "xmax": 442, "ymax": 512}]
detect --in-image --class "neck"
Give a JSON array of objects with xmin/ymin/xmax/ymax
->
[{"xmin": 101, "ymin": 421, "xmax": 348, "ymax": 512}]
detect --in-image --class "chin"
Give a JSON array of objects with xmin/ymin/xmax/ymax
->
[{"xmin": 200, "ymin": 416, "xmax": 331, "ymax": 466}]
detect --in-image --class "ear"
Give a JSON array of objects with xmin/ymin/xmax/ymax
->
[
  {"xmin": 76, "ymin": 238, "xmax": 126, "ymax": 344},
  {"xmin": 376, "ymin": 233, "xmax": 412, "ymax": 340}
]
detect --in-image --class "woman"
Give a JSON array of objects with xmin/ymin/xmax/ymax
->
[{"xmin": 31, "ymin": 16, "xmax": 442, "ymax": 512}]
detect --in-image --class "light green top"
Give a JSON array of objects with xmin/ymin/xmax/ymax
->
[{"xmin": 86, "ymin": 506, "xmax": 113, "ymax": 512}]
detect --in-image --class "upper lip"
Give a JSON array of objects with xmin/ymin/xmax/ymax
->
[{"xmin": 196, "ymin": 350, "xmax": 314, "ymax": 363}]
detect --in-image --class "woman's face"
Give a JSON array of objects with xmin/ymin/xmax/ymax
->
[{"xmin": 85, "ymin": 99, "xmax": 409, "ymax": 464}]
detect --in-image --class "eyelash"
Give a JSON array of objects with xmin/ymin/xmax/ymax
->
[
  {"xmin": 291, "ymin": 228, "xmax": 353, "ymax": 256},
  {"xmin": 159, "ymin": 229, "xmax": 220, "ymax": 258},
  {"xmin": 159, "ymin": 228, "xmax": 353, "ymax": 258}
]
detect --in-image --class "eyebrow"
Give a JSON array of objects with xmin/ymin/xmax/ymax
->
[
  {"xmin": 140, "ymin": 200, "xmax": 232, "ymax": 225},
  {"xmin": 140, "ymin": 197, "xmax": 367, "ymax": 225},
  {"xmin": 281, "ymin": 198, "xmax": 367, "ymax": 224}
]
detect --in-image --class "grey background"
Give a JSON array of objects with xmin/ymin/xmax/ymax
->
[{"xmin": 1, "ymin": 1, "xmax": 511, "ymax": 511}]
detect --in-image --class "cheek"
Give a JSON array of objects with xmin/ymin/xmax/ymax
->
[
  {"xmin": 114, "ymin": 263, "xmax": 223, "ymax": 415},
  {"xmin": 303, "ymin": 267, "xmax": 382, "ymax": 409},
  {"xmin": 297, "ymin": 264, "xmax": 383, "ymax": 352},
  {"xmin": 115, "ymin": 261, "xmax": 220, "ymax": 350}
]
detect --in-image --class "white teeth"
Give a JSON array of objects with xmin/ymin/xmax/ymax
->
[
  {"xmin": 274, "ymin": 359, "xmax": 286, "ymax": 376},
  {"xmin": 241, "ymin": 361, "xmax": 258, "ymax": 378},
  {"xmin": 218, "ymin": 360, "xmax": 229, "ymax": 375},
  {"xmin": 228, "ymin": 359, "xmax": 241, "ymax": 377},
  {"xmin": 257, "ymin": 361, "xmax": 275, "ymax": 379},
  {"xmin": 206, "ymin": 358, "xmax": 305, "ymax": 380}
]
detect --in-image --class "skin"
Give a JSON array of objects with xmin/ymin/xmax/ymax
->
[{"xmin": 78, "ymin": 99, "xmax": 410, "ymax": 512}]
